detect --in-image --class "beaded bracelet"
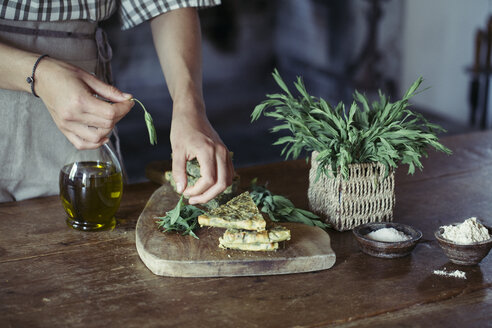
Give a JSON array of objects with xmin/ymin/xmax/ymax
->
[{"xmin": 26, "ymin": 54, "xmax": 49, "ymax": 98}]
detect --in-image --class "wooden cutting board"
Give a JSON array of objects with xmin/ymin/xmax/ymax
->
[{"xmin": 136, "ymin": 180, "xmax": 336, "ymax": 278}]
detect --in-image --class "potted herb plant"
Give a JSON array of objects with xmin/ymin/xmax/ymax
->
[{"xmin": 251, "ymin": 70, "xmax": 452, "ymax": 231}]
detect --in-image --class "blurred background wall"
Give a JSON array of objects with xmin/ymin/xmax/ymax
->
[
  {"xmin": 104, "ymin": 0, "xmax": 491, "ymax": 183},
  {"xmin": 401, "ymin": 0, "xmax": 490, "ymax": 124}
]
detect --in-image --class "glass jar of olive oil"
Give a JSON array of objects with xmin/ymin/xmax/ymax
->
[{"xmin": 59, "ymin": 143, "xmax": 123, "ymax": 231}]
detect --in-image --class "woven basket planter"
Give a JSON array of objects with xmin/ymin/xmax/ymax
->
[{"xmin": 308, "ymin": 152, "xmax": 395, "ymax": 231}]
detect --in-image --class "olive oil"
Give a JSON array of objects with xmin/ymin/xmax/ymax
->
[{"xmin": 59, "ymin": 161, "xmax": 123, "ymax": 231}]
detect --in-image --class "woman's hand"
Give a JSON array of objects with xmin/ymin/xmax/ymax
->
[
  {"xmin": 170, "ymin": 102, "xmax": 234, "ymax": 205},
  {"xmin": 35, "ymin": 57, "xmax": 134, "ymax": 150},
  {"xmin": 150, "ymin": 8, "xmax": 234, "ymax": 204}
]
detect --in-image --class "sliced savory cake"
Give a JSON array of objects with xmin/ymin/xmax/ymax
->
[{"xmin": 198, "ymin": 192, "xmax": 266, "ymax": 231}]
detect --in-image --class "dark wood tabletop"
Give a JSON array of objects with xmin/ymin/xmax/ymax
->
[{"xmin": 1, "ymin": 131, "xmax": 491, "ymax": 327}]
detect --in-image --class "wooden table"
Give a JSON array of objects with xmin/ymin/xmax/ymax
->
[{"xmin": 1, "ymin": 131, "xmax": 491, "ymax": 327}]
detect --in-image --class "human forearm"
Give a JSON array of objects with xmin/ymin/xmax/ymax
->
[
  {"xmin": 150, "ymin": 7, "xmax": 234, "ymax": 204},
  {"xmin": 150, "ymin": 7, "xmax": 204, "ymax": 112},
  {"xmin": 0, "ymin": 41, "xmax": 41, "ymax": 93},
  {"xmin": 0, "ymin": 41, "xmax": 133, "ymax": 150}
]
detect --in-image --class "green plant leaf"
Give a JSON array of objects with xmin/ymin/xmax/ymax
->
[
  {"xmin": 155, "ymin": 195, "xmax": 204, "ymax": 239},
  {"xmin": 168, "ymin": 194, "xmax": 184, "ymax": 225},
  {"xmin": 144, "ymin": 111, "xmax": 157, "ymax": 145},
  {"xmin": 132, "ymin": 98, "xmax": 157, "ymax": 145},
  {"xmin": 249, "ymin": 178, "xmax": 329, "ymax": 229},
  {"xmin": 272, "ymin": 68, "xmax": 292, "ymax": 97},
  {"xmin": 250, "ymin": 70, "xmax": 451, "ymax": 180}
]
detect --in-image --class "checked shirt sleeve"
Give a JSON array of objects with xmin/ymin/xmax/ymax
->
[{"xmin": 119, "ymin": 0, "xmax": 221, "ymax": 30}]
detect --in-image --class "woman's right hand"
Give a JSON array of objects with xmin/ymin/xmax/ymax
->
[{"xmin": 35, "ymin": 57, "xmax": 134, "ymax": 150}]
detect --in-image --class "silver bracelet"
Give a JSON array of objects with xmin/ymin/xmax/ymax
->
[{"xmin": 26, "ymin": 54, "xmax": 49, "ymax": 98}]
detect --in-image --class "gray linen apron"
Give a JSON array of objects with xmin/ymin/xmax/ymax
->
[{"xmin": 0, "ymin": 19, "xmax": 117, "ymax": 202}]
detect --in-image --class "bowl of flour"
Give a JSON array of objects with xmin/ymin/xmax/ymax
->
[
  {"xmin": 353, "ymin": 222, "xmax": 422, "ymax": 258},
  {"xmin": 435, "ymin": 217, "xmax": 492, "ymax": 265}
]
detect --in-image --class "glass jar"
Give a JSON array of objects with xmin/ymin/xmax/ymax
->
[{"xmin": 59, "ymin": 143, "xmax": 123, "ymax": 231}]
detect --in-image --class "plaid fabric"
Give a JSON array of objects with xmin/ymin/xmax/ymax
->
[{"xmin": 0, "ymin": 0, "xmax": 220, "ymax": 30}]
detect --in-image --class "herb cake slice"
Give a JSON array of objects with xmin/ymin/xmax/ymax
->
[
  {"xmin": 218, "ymin": 225, "xmax": 290, "ymax": 252},
  {"xmin": 267, "ymin": 226, "xmax": 291, "ymax": 242},
  {"xmin": 220, "ymin": 229, "xmax": 270, "ymax": 244},
  {"xmin": 198, "ymin": 191, "xmax": 266, "ymax": 231},
  {"xmin": 218, "ymin": 240, "xmax": 278, "ymax": 252},
  {"xmin": 220, "ymin": 225, "xmax": 291, "ymax": 244}
]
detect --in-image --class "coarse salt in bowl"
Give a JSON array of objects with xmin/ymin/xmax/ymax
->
[
  {"xmin": 365, "ymin": 227, "xmax": 412, "ymax": 242},
  {"xmin": 353, "ymin": 222, "xmax": 422, "ymax": 258}
]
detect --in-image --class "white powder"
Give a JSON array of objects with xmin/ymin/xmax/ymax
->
[
  {"xmin": 366, "ymin": 227, "xmax": 412, "ymax": 242},
  {"xmin": 440, "ymin": 217, "xmax": 490, "ymax": 244},
  {"xmin": 433, "ymin": 268, "xmax": 467, "ymax": 279}
]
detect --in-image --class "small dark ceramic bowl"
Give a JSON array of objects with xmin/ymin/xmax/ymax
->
[
  {"xmin": 434, "ymin": 224, "xmax": 492, "ymax": 266},
  {"xmin": 353, "ymin": 222, "xmax": 422, "ymax": 258}
]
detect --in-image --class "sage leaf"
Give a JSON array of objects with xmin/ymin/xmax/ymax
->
[
  {"xmin": 249, "ymin": 178, "xmax": 329, "ymax": 229},
  {"xmin": 169, "ymin": 194, "xmax": 184, "ymax": 225},
  {"xmin": 132, "ymin": 98, "xmax": 157, "ymax": 145},
  {"xmin": 144, "ymin": 111, "xmax": 157, "ymax": 146},
  {"xmin": 155, "ymin": 194, "xmax": 204, "ymax": 239}
]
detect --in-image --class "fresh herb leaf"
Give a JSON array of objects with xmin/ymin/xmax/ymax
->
[
  {"xmin": 155, "ymin": 194, "xmax": 204, "ymax": 239},
  {"xmin": 132, "ymin": 98, "xmax": 157, "ymax": 145},
  {"xmin": 251, "ymin": 70, "xmax": 452, "ymax": 180},
  {"xmin": 168, "ymin": 194, "xmax": 184, "ymax": 225},
  {"xmin": 250, "ymin": 179, "xmax": 330, "ymax": 229}
]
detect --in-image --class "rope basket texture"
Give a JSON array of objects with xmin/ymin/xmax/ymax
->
[{"xmin": 308, "ymin": 152, "xmax": 395, "ymax": 231}]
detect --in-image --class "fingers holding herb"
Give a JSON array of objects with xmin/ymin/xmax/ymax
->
[
  {"xmin": 66, "ymin": 123, "xmax": 112, "ymax": 148},
  {"xmin": 38, "ymin": 58, "xmax": 134, "ymax": 150},
  {"xmin": 171, "ymin": 153, "xmax": 188, "ymax": 194},
  {"xmin": 80, "ymin": 70, "xmax": 133, "ymax": 103},
  {"xmin": 169, "ymin": 106, "xmax": 234, "ymax": 205},
  {"xmin": 165, "ymin": 157, "xmax": 238, "ymax": 210},
  {"xmin": 65, "ymin": 95, "xmax": 133, "ymax": 150},
  {"xmin": 183, "ymin": 152, "xmax": 218, "ymax": 200},
  {"xmin": 185, "ymin": 147, "xmax": 233, "ymax": 205}
]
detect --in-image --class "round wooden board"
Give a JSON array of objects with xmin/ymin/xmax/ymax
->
[{"xmin": 136, "ymin": 184, "xmax": 336, "ymax": 277}]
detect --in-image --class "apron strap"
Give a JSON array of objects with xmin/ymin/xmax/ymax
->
[
  {"xmin": 95, "ymin": 27, "xmax": 113, "ymax": 85},
  {"xmin": 0, "ymin": 23, "xmax": 94, "ymax": 39},
  {"xmin": 0, "ymin": 22, "xmax": 113, "ymax": 85}
]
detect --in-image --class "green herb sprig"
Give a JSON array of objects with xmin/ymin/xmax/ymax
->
[
  {"xmin": 249, "ymin": 178, "xmax": 330, "ymax": 229},
  {"xmin": 132, "ymin": 98, "xmax": 157, "ymax": 145},
  {"xmin": 251, "ymin": 69, "xmax": 452, "ymax": 180},
  {"xmin": 155, "ymin": 195, "xmax": 204, "ymax": 239}
]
